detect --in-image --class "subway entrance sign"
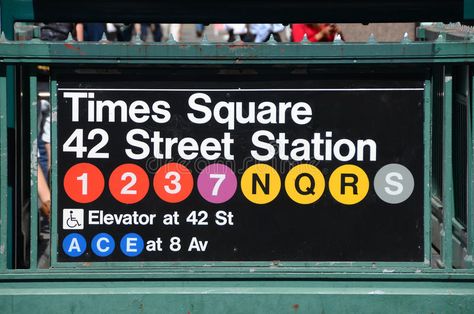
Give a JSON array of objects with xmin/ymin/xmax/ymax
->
[{"xmin": 55, "ymin": 67, "xmax": 424, "ymax": 263}]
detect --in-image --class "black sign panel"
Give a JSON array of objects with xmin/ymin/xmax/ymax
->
[{"xmin": 56, "ymin": 67, "xmax": 424, "ymax": 263}]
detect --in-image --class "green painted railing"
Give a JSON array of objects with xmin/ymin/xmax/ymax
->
[{"xmin": 0, "ymin": 34, "xmax": 473, "ymax": 313}]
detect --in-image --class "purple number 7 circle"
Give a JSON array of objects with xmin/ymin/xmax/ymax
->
[{"xmin": 197, "ymin": 163, "xmax": 237, "ymax": 204}]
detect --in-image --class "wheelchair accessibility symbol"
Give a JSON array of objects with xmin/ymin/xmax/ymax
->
[{"xmin": 63, "ymin": 208, "xmax": 84, "ymax": 230}]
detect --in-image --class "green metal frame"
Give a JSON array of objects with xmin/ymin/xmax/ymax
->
[
  {"xmin": 0, "ymin": 37, "xmax": 470, "ymax": 271},
  {"xmin": 0, "ymin": 0, "xmax": 473, "ymax": 306},
  {"xmin": 1, "ymin": 37, "xmax": 474, "ymax": 313}
]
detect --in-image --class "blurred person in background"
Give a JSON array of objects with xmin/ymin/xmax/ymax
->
[
  {"xmin": 195, "ymin": 24, "xmax": 205, "ymax": 37},
  {"xmin": 249, "ymin": 24, "xmax": 285, "ymax": 42},
  {"xmin": 292, "ymin": 23, "xmax": 343, "ymax": 42},
  {"xmin": 40, "ymin": 23, "xmax": 73, "ymax": 41},
  {"xmin": 75, "ymin": 23, "xmax": 106, "ymax": 41},
  {"xmin": 161, "ymin": 24, "xmax": 182, "ymax": 41},
  {"xmin": 135, "ymin": 23, "xmax": 163, "ymax": 42},
  {"xmin": 225, "ymin": 24, "xmax": 247, "ymax": 42},
  {"xmin": 37, "ymin": 98, "xmax": 51, "ymax": 268}
]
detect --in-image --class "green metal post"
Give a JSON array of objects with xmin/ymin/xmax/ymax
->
[
  {"xmin": 468, "ymin": 71, "xmax": 474, "ymax": 267},
  {"xmin": 1, "ymin": 14, "xmax": 15, "ymax": 270},
  {"xmin": 424, "ymin": 79, "xmax": 432, "ymax": 265},
  {"xmin": 0, "ymin": 68, "xmax": 7, "ymax": 271},
  {"xmin": 442, "ymin": 66, "xmax": 454, "ymax": 269},
  {"xmin": 5, "ymin": 65, "xmax": 14, "ymax": 270},
  {"xmin": 29, "ymin": 75, "xmax": 38, "ymax": 269},
  {"xmin": 50, "ymin": 79, "xmax": 57, "ymax": 268}
]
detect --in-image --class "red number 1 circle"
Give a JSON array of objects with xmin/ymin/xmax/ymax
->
[
  {"xmin": 109, "ymin": 164, "xmax": 149, "ymax": 204},
  {"xmin": 64, "ymin": 163, "xmax": 105, "ymax": 203}
]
